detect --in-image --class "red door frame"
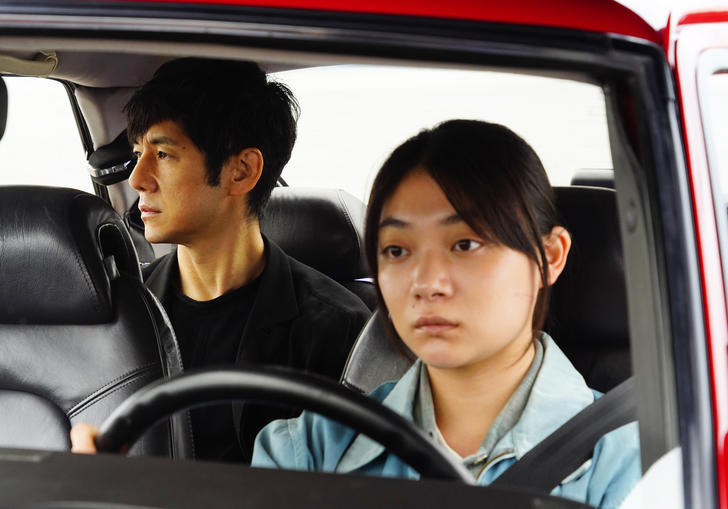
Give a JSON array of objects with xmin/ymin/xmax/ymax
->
[{"xmin": 672, "ymin": 12, "xmax": 728, "ymax": 509}]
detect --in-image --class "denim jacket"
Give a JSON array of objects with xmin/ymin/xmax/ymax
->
[{"xmin": 253, "ymin": 335, "xmax": 641, "ymax": 509}]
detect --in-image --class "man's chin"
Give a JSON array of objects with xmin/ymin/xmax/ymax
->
[{"xmin": 143, "ymin": 229, "xmax": 167, "ymax": 244}]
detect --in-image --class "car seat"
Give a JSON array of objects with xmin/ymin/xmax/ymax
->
[
  {"xmin": 0, "ymin": 186, "xmax": 193, "ymax": 457},
  {"xmin": 260, "ymin": 187, "xmax": 376, "ymax": 310},
  {"xmin": 341, "ymin": 186, "xmax": 629, "ymax": 394}
]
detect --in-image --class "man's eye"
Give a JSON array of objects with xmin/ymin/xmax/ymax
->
[
  {"xmin": 453, "ymin": 239, "xmax": 482, "ymax": 252},
  {"xmin": 381, "ymin": 245, "xmax": 409, "ymax": 259},
  {"xmin": 157, "ymin": 151, "xmax": 169, "ymax": 160}
]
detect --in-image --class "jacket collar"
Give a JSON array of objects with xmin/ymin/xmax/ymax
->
[
  {"xmin": 503, "ymin": 333, "xmax": 594, "ymax": 459},
  {"xmin": 143, "ymin": 248, "xmax": 178, "ymax": 303},
  {"xmin": 336, "ymin": 361, "xmax": 421, "ymax": 474},
  {"xmin": 336, "ymin": 334, "xmax": 595, "ymax": 474},
  {"xmin": 242, "ymin": 236, "xmax": 299, "ymax": 332}
]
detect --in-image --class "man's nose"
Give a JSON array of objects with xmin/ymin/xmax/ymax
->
[
  {"xmin": 411, "ymin": 252, "xmax": 453, "ymax": 301},
  {"xmin": 128, "ymin": 154, "xmax": 155, "ymax": 193}
]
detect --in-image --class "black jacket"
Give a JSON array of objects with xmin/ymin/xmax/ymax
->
[{"xmin": 142, "ymin": 237, "xmax": 370, "ymax": 461}]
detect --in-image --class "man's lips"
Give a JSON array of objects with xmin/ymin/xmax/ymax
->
[
  {"xmin": 414, "ymin": 316, "xmax": 458, "ymax": 333},
  {"xmin": 138, "ymin": 204, "xmax": 161, "ymax": 217}
]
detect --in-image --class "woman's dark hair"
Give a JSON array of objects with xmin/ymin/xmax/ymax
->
[
  {"xmin": 125, "ymin": 57, "xmax": 299, "ymax": 219},
  {"xmin": 364, "ymin": 119, "xmax": 561, "ymax": 334}
]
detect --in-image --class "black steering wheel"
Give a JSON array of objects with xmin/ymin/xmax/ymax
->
[{"xmin": 95, "ymin": 366, "xmax": 474, "ymax": 484}]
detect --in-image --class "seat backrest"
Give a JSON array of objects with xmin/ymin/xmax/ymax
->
[
  {"xmin": 0, "ymin": 186, "xmax": 192, "ymax": 457},
  {"xmin": 261, "ymin": 187, "xmax": 376, "ymax": 309},
  {"xmin": 544, "ymin": 186, "xmax": 629, "ymax": 392},
  {"xmin": 570, "ymin": 169, "xmax": 615, "ymax": 189},
  {"xmin": 342, "ymin": 186, "xmax": 629, "ymax": 394}
]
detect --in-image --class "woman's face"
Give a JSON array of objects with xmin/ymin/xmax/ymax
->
[{"xmin": 377, "ymin": 170, "xmax": 541, "ymax": 372}]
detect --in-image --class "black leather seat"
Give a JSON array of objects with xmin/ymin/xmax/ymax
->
[
  {"xmin": 544, "ymin": 186, "xmax": 629, "ymax": 392},
  {"xmin": 342, "ymin": 186, "xmax": 629, "ymax": 394},
  {"xmin": 261, "ymin": 187, "xmax": 376, "ymax": 310},
  {"xmin": 570, "ymin": 169, "xmax": 614, "ymax": 189},
  {"xmin": 0, "ymin": 186, "xmax": 192, "ymax": 457}
]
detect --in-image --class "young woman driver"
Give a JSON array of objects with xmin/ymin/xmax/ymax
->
[{"xmin": 253, "ymin": 120, "xmax": 641, "ymax": 508}]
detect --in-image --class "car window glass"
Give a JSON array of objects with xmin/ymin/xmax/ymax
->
[
  {"xmin": 0, "ymin": 76, "xmax": 91, "ymax": 192},
  {"xmin": 275, "ymin": 65, "xmax": 612, "ymax": 202}
]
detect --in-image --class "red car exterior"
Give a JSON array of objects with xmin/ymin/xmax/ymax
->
[{"xmin": 2, "ymin": 1, "xmax": 728, "ymax": 508}]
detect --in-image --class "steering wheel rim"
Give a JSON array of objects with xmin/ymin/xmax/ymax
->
[{"xmin": 95, "ymin": 366, "xmax": 474, "ymax": 484}]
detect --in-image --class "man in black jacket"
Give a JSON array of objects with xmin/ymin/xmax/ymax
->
[{"xmin": 72, "ymin": 58, "xmax": 369, "ymax": 462}]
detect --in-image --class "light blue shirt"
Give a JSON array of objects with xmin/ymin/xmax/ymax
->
[{"xmin": 253, "ymin": 333, "xmax": 641, "ymax": 509}]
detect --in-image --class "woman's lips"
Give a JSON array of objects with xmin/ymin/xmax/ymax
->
[{"xmin": 414, "ymin": 316, "xmax": 458, "ymax": 333}]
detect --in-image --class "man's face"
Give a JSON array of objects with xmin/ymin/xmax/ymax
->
[{"xmin": 129, "ymin": 120, "xmax": 231, "ymax": 245}]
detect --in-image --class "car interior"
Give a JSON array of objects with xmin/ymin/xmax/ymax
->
[{"xmin": 0, "ymin": 6, "xmax": 701, "ymax": 507}]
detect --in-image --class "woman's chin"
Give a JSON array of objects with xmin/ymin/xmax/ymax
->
[{"xmin": 416, "ymin": 346, "xmax": 466, "ymax": 370}]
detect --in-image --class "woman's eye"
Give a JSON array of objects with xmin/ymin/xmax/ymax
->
[
  {"xmin": 381, "ymin": 245, "xmax": 409, "ymax": 259},
  {"xmin": 453, "ymin": 239, "xmax": 482, "ymax": 252}
]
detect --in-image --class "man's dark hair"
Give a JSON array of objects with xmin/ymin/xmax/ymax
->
[
  {"xmin": 125, "ymin": 57, "xmax": 299, "ymax": 218},
  {"xmin": 364, "ymin": 119, "xmax": 561, "ymax": 335}
]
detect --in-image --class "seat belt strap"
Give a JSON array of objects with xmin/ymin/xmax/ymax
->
[{"xmin": 491, "ymin": 376, "xmax": 636, "ymax": 493}]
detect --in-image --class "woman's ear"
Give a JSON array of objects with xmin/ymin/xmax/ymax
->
[
  {"xmin": 227, "ymin": 147, "xmax": 264, "ymax": 196},
  {"xmin": 543, "ymin": 226, "xmax": 572, "ymax": 286}
]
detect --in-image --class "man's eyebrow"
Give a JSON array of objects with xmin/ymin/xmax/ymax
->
[{"xmin": 147, "ymin": 135, "xmax": 178, "ymax": 146}]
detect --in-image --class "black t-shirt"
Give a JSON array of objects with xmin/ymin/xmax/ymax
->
[
  {"xmin": 167, "ymin": 278, "xmax": 260, "ymax": 462},
  {"xmin": 143, "ymin": 241, "xmax": 371, "ymax": 464}
]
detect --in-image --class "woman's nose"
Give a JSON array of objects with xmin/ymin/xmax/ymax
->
[{"xmin": 411, "ymin": 252, "xmax": 453, "ymax": 300}]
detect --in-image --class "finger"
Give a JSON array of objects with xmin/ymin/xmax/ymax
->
[{"xmin": 70, "ymin": 423, "xmax": 100, "ymax": 454}]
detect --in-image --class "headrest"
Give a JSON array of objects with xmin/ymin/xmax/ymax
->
[
  {"xmin": 570, "ymin": 169, "xmax": 614, "ymax": 189},
  {"xmin": 261, "ymin": 187, "xmax": 368, "ymax": 281},
  {"xmin": 0, "ymin": 186, "xmax": 141, "ymax": 325},
  {"xmin": 88, "ymin": 131, "xmax": 135, "ymax": 186},
  {"xmin": 546, "ymin": 186, "xmax": 628, "ymax": 348},
  {"xmin": 0, "ymin": 76, "xmax": 7, "ymax": 141}
]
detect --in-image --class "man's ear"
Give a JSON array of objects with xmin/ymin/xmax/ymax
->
[
  {"xmin": 227, "ymin": 148, "xmax": 264, "ymax": 196},
  {"xmin": 542, "ymin": 226, "xmax": 572, "ymax": 286}
]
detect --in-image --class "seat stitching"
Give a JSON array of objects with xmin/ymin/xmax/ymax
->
[
  {"xmin": 335, "ymin": 191, "xmax": 362, "ymax": 268},
  {"xmin": 69, "ymin": 193, "xmax": 106, "ymax": 316},
  {"xmin": 67, "ymin": 362, "xmax": 157, "ymax": 416},
  {"xmin": 68, "ymin": 373, "xmax": 155, "ymax": 419}
]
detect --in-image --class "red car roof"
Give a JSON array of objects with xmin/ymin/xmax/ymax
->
[{"xmin": 117, "ymin": 0, "xmax": 661, "ymax": 44}]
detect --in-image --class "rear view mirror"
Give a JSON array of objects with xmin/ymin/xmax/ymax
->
[{"xmin": 0, "ymin": 76, "xmax": 6, "ymax": 141}]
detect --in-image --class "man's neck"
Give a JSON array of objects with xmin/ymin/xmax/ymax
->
[{"xmin": 175, "ymin": 220, "xmax": 266, "ymax": 301}]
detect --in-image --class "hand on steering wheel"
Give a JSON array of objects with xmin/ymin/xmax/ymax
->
[{"xmin": 94, "ymin": 366, "xmax": 474, "ymax": 484}]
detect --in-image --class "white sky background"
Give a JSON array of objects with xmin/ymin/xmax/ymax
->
[
  {"xmin": 0, "ymin": 78, "xmax": 91, "ymax": 192},
  {"xmin": 0, "ymin": 67, "xmax": 612, "ymax": 203},
  {"xmin": 277, "ymin": 66, "xmax": 611, "ymax": 202},
  {"xmin": 616, "ymin": 0, "xmax": 728, "ymax": 28},
  {"xmin": 4, "ymin": 0, "xmax": 728, "ymax": 200}
]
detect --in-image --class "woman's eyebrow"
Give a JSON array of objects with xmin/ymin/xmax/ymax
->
[
  {"xmin": 379, "ymin": 214, "xmax": 463, "ymax": 229},
  {"xmin": 440, "ymin": 214, "xmax": 463, "ymax": 225},
  {"xmin": 379, "ymin": 217, "xmax": 408, "ymax": 229}
]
